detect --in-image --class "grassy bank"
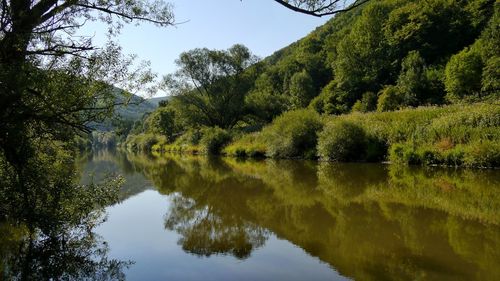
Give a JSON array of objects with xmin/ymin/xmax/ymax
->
[{"xmin": 125, "ymin": 103, "xmax": 500, "ymax": 168}]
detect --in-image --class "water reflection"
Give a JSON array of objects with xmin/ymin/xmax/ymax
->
[
  {"xmin": 124, "ymin": 153, "xmax": 500, "ymax": 281},
  {"xmin": 6, "ymin": 149, "xmax": 497, "ymax": 280},
  {"xmin": 0, "ymin": 149, "xmax": 130, "ymax": 280}
]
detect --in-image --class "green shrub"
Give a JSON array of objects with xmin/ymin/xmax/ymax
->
[
  {"xmin": 463, "ymin": 141, "xmax": 500, "ymax": 168},
  {"xmin": 377, "ymin": 85, "xmax": 404, "ymax": 112},
  {"xmin": 223, "ymin": 133, "xmax": 266, "ymax": 157},
  {"xmin": 175, "ymin": 128, "xmax": 202, "ymax": 146},
  {"xmin": 317, "ymin": 120, "xmax": 367, "ymax": 161},
  {"xmin": 199, "ymin": 127, "xmax": 231, "ymax": 155},
  {"xmin": 389, "ymin": 143, "xmax": 421, "ymax": 165},
  {"xmin": 352, "ymin": 92, "xmax": 377, "ymax": 113},
  {"xmin": 262, "ymin": 109, "xmax": 323, "ymax": 158},
  {"xmin": 124, "ymin": 133, "xmax": 167, "ymax": 153}
]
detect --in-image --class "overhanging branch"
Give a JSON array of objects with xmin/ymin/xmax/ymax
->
[{"xmin": 273, "ymin": 0, "xmax": 370, "ymax": 17}]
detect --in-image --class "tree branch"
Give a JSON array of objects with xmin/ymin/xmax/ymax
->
[{"xmin": 273, "ymin": 0, "xmax": 370, "ymax": 17}]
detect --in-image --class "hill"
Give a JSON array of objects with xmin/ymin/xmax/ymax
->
[
  {"xmin": 115, "ymin": 92, "xmax": 157, "ymax": 121},
  {"xmin": 147, "ymin": 96, "xmax": 170, "ymax": 107},
  {"xmin": 89, "ymin": 89, "xmax": 158, "ymax": 132},
  {"xmin": 242, "ymin": 0, "xmax": 497, "ymax": 120}
]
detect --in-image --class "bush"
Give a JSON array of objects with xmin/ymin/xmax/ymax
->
[
  {"xmin": 262, "ymin": 109, "xmax": 323, "ymax": 158},
  {"xmin": 388, "ymin": 143, "xmax": 422, "ymax": 165},
  {"xmin": 223, "ymin": 133, "xmax": 266, "ymax": 157},
  {"xmin": 377, "ymin": 85, "xmax": 404, "ymax": 112},
  {"xmin": 175, "ymin": 128, "xmax": 202, "ymax": 146},
  {"xmin": 389, "ymin": 140, "xmax": 500, "ymax": 168},
  {"xmin": 463, "ymin": 141, "xmax": 500, "ymax": 168},
  {"xmin": 317, "ymin": 120, "xmax": 367, "ymax": 161},
  {"xmin": 324, "ymin": 103, "xmax": 499, "ymax": 167},
  {"xmin": 199, "ymin": 127, "xmax": 231, "ymax": 155},
  {"xmin": 124, "ymin": 133, "xmax": 167, "ymax": 153},
  {"xmin": 351, "ymin": 92, "xmax": 377, "ymax": 113}
]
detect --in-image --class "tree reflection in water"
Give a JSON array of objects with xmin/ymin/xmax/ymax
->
[
  {"xmin": 125, "ymin": 153, "xmax": 500, "ymax": 281},
  {"xmin": 165, "ymin": 195, "xmax": 268, "ymax": 259},
  {"xmin": 0, "ymin": 146, "xmax": 130, "ymax": 280}
]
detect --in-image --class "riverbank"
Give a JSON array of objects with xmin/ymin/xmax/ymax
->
[{"xmin": 124, "ymin": 103, "xmax": 500, "ymax": 168}]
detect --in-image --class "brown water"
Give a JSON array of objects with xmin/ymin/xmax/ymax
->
[{"xmin": 3, "ymin": 150, "xmax": 500, "ymax": 280}]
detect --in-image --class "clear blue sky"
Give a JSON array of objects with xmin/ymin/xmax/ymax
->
[{"xmin": 82, "ymin": 0, "xmax": 330, "ymax": 97}]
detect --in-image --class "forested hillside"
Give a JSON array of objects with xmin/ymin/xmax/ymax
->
[
  {"xmin": 248, "ymin": 0, "xmax": 497, "ymax": 118},
  {"xmin": 125, "ymin": 0, "xmax": 499, "ymax": 167}
]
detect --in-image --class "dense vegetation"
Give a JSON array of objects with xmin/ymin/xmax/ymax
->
[
  {"xmin": 126, "ymin": 0, "xmax": 499, "ymax": 168},
  {"xmin": 0, "ymin": 0, "xmax": 174, "ymax": 277}
]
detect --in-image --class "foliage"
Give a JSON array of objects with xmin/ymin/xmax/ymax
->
[
  {"xmin": 377, "ymin": 85, "xmax": 403, "ymax": 112},
  {"xmin": 223, "ymin": 133, "xmax": 267, "ymax": 158},
  {"xmin": 143, "ymin": 106, "xmax": 179, "ymax": 142},
  {"xmin": 262, "ymin": 109, "xmax": 323, "ymax": 159},
  {"xmin": 125, "ymin": 133, "xmax": 167, "ymax": 153},
  {"xmin": 317, "ymin": 120, "xmax": 366, "ymax": 161},
  {"xmin": 0, "ymin": 1, "xmax": 174, "ymax": 263},
  {"xmin": 333, "ymin": 1, "xmax": 395, "ymax": 102},
  {"xmin": 0, "ymin": 139, "xmax": 127, "ymax": 279},
  {"xmin": 163, "ymin": 44, "xmax": 258, "ymax": 129},
  {"xmin": 288, "ymin": 70, "xmax": 316, "ymax": 109},
  {"xmin": 396, "ymin": 51, "xmax": 429, "ymax": 106},
  {"xmin": 199, "ymin": 127, "xmax": 232, "ymax": 155},
  {"xmin": 221, "ymin": 103, "xmax": 500, "ymax": 167},
  {"xmin": 351, "ymin": 92, "xmax": 377, "ymax": 113},
  {"xmin": 244, "ymin": 70, "xmax": 289, "ymax": 123},
  {"xmin": 124, "ymin": 0, "xmax": 499, "ymax": 167},
  {"xmin": 273, "ymin": 0, "xmax": 370, "ymax": 16},
  {"xmin": 444, "ymin": 47, "xmax": 484, "ymax": 102}
]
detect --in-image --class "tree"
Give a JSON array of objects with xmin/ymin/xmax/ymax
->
[
  {"xmin": 144, "ymin": 106, "xmax": 179, "ymax": 142},
  {"xmin": 245, "ymin": 72, "xmax": 288, "ymax": 123},
  {"xmin": 334, "ymin": 1, "xmax": 396, "ymax": 102},
  {"xmin": 444, "ymin": 47, "xmax": 483, "ymax": 102},
  {"xmin": 383, "ymin": 0, "xmax": 478, "ymax": 64},
  {"xmin": 0, "ymin": 0, "xmax": 174, "ymax": 65},
  {"xmin": 273, "ymin": 0, "xmax": 370, "ymax": 17},
  {"xmin": 163, "ymin": 44, "xmax": 258, "ymax": 129},
  {"xmin": 396, "ymin": 51, "xmax": 427, "ymax": 106},
  {"xmin": 0, "ymin": 0, "xmax": 174, "ymax": 137},
  {"xmin": 0, "ymin": 0, "xmax": 175, "ymax": 242},
  {"xmin": 289, "ymin": 70, "xmax": 315, "ymax": 109}
]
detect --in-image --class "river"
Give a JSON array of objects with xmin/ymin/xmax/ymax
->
[{"xmin": 70, "ymin": 150, "xmax": 500, "ymax": 280}]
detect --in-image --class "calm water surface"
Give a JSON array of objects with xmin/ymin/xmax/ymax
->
[{"xmin": 80, "ymin": 151, "xmax": 500, "ymax": 280}]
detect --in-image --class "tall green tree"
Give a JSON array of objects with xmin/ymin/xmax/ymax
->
[
  {"xmin": 0, "ymin": 0, "xmax": 174, "ymax": 149},
  {"xmin": 163, "ymin": 44, "xmax": 258, "ymax": 129},
  {"xmin": 0, "ymin": 0, "xmax": 175, "ymax": 248},
  {"xmin": 444, "ymin": 47, "xmax": 483, "ymax": 102},
  {"xmin": 289, "ymin": 70, "xmax": 315, "ymax": 109},
  {"xmin": 333, "ymin": 1, "xmax": 395, "ymax": 104}
]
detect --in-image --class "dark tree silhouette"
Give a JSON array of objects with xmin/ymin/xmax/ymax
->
[{"xmin": 273, "ymin": 0, "xmax": 370, "ymax": 17}]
